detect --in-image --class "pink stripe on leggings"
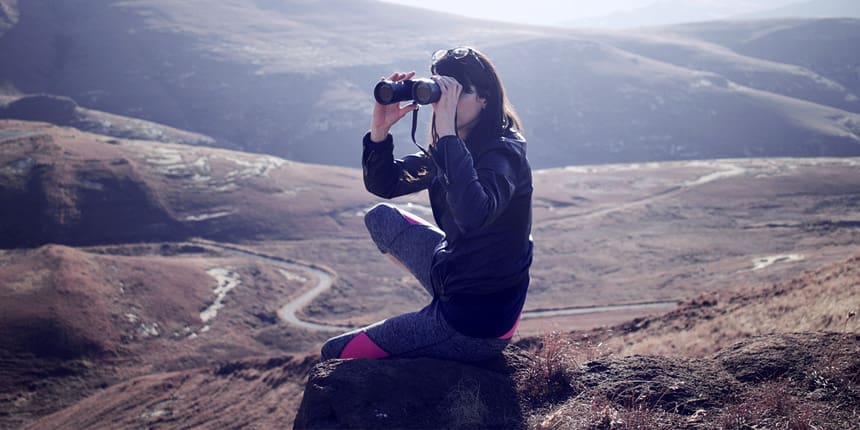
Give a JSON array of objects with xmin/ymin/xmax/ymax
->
[
  {"xmin": 498, "ymin": 314, "xmax": 521, "ymax": 340},
  {"xmin": 340, "ymin": 332, "xmax": 390, "ymax": 359},
  {"xmin": 399, "ymin": 210, "xmax": 427, "ymax": 226}
]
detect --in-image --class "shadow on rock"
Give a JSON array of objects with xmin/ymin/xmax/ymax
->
[{"xmin": 293, "ymin": 350, "xmax": 527, "ymax": 429}]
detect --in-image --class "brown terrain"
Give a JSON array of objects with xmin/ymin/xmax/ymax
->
[
  {"xmin": 1, "ymin": 117, "xmax": 858, "ymax": 428},
  {"xmin": 12, "ymin": 253, "xmax": 859, "ymax": 429},
  {"xmin": 1, "ymin": 1, "xmax": 858, "ymax": 428}
]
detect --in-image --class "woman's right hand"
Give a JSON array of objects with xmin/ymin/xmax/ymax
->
[{"xmin": 370, "ymin": 71, "xmax": 419, "ymax": 143}]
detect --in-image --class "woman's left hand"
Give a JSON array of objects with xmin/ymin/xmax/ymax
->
[{"xmin": 432, "ymin": 75, "xmax": 461, "ymax": 139}]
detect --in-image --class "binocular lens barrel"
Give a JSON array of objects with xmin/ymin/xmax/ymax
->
[
  {"xmin": 374, "ymin": 80, "xmax": 412, "ymax": 105},
  {"xmin": 412, "ymin": 80, "xmax": 441, "ymax": 105},
  {"xmin": 375, "ymin": 85, "xmax": 395, "ymax": 104},
  {"xmin": 373, "ymin": 79, "xmax": 440, "ymax": 105}
]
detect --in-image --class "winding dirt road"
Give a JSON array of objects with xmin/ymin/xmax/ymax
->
[
  {"xmin": 192, "ymin": 240, "xmax": 347, "ymax": 332},
  {"xmin": 192, "ymin": 240, "xmax": 677, "ymax": 333},
  {"xmin": 536, "ymin": 160, "xmax": 749, "ymax": 227}
]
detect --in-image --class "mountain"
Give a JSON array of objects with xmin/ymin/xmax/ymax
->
[
  {"xmin": 561, "ymin": 0, "xmax": 781, "ymax": 29},
  {"xmin": 739, "ymin": 0, "xmax": 860, "ymax": 19},
  {"xmin": 564, "ymin": 0, "xmax": 860, "ymax": 28},
  {"xmin": 663, "ymin": 18, "xmax": 860, "ymax": 96},
  {"xmin": 0, "ymin": 0, "xmax": 858, "ymax": 168}
]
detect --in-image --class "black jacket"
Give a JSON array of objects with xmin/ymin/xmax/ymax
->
[{"xmin": 362, "ymin": 130, "xmax": 533, "ymax": 337}]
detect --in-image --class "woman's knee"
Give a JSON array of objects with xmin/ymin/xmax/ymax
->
[
  {"xmin": 364, "ymin": 203, "xmax": 402, "ymax": 252},
  {"xmin": 320, "ymin": 337, "xmax": 343, "ymax": 360},
  {"xmin": 321, "ymin": 332, "xmax": 356, "ymax": 360},
  {"xmin": 365, "ymin": 203, "xmax": 398, "ymax": 230}
]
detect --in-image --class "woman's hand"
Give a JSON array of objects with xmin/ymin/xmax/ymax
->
[
  {"xmin": 431, "ymin": 75, "xmax": 462, "ymax": 140},
  {"xmin": 370, "ymin": 71, "xmax": 419, "ymax": 143}
]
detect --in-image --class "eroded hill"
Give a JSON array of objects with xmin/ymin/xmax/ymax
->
[{"xmin": 0, "ymin": 119, "xmax": 372, "ymax": 248}]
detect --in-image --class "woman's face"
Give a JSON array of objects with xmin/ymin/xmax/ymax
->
[{"xmin": 456, "ymin": 85, "xmax": 486, "ymax": 138}]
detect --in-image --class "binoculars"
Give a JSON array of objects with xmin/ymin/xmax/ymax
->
[{"xmin": 374, "ymin": 78, "xmax": 441, "ymax": 105}]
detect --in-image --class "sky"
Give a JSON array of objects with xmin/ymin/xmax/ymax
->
[{"xmin": 379, "ymin": 0, "xmax": 803, "ymax": 27}]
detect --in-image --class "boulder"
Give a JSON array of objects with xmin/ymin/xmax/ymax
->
[{"xmin": 293, "ymin": 351, "xmax": 528, "ymax": 429}]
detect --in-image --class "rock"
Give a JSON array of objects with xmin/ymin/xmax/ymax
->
[
  {"xmin": 572, "ymin": 355, "xmax": 741, "ymax": 414},
  {"xmin": 715, "ymin": 332, "xmax": 859, "ymax": 383},
  {"xmin": 293, "ymin": 351, "xmax": 528, "ymax": 429}
]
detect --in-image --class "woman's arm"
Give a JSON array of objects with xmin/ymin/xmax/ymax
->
[
  {"xmin": 429, "ymin": 136, "xmax": 520, "ymax": 232},
  {"xmin": 362, "ymin": 132, "xmax": 433, "ymax": 199}
]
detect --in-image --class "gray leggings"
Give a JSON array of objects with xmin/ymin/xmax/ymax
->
[{"xmin": 320, "ymin": 203, "xmax": 511, "ymax": 362}]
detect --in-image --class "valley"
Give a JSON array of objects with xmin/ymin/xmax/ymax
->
[{"xmin": 3, "ymin": 118, "xmax": 857, "ymax": 427}]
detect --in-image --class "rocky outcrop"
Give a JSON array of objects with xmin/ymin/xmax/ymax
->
[
  {"xmin": 716, "ymin": 332, "xmax": 860, "ymax": 385},
  {"xmin": 295, "ymin": 333, "xmax": 859, "ymax": 429},
  {"xmin": 293, "ymin": 350, "xmax": 529, "ymax": 429},
  {"xmin": 572, "ymin": 355, "xmax": 741, "ymax": 415}
]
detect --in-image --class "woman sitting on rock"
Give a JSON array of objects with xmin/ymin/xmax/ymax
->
[{"xmin": 322, "ymin": 46, "xmax": 533, "ymax": 362}]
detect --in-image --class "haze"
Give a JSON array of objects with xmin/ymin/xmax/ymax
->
[{"xmin": 381, "ymin": 0, "xmax": 822, "ymax": 27}]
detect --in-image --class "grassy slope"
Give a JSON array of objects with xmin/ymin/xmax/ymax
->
[{"xmin": 608, "ymin": 254, "xmax": 860, "ymax": 357}]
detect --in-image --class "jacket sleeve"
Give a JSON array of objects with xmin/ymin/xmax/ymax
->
[
  {"xmin": 429, "ymin": 135, "xmax": 520, "ymax": 233},
  {"xmin": 362, "ymin": 132, "xmax": 433, "ymax": 199}
]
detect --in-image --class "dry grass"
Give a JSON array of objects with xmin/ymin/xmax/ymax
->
[
  {"xmin": 609, "ymin": 256, "xmax": 860, "ymax": 358},
  {"xmin": 530, "ymin": 397, "xmax": 674, "ymax": 430},
  {"xmin": 517, "ymin": 331, "xmax": 612, "ymax": 407},
  {"xmin": 519, "ymin": 336, "xmax": 859, "ymax": 430},
  {"xmin": 517, "ymin": 332, "xmax": 576, "ymax": 406},
  {"xmin": 717, "ymin": 380, "xmax": 817, "ymax": 430},
  {"xmin": 515, "ymin": 256, "xmax": 859, "ymax": 429},
  {"xmin": 515, "ymin": 331, "xmax": 687, "ymax": 428}
]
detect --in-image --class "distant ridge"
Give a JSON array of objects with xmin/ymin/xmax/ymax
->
[
  {"xmin": 0, "ymin": 1, "xmax": 858, "ymax": 167},
  {"xmin": 738, "ymin": 0, "xmax": 860, "ymax": 19}
]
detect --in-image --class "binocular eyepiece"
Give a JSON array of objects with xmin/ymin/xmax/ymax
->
[{"xmin": 374, "ymin": 78, "xmax": 441, "ymax": 105}]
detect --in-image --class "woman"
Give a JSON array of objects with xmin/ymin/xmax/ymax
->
[{"xmin": 321, "ymin": 46, "xmax": 533, "ymax": 362}]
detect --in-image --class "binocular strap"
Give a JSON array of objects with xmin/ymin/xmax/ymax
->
[
  {"xmin": 411, "ymin": 106, "xmax": 422, "ymax": 150},
  {"xmin": 410, "ymin": 106, "xmax": 450, "ymax": 185}
]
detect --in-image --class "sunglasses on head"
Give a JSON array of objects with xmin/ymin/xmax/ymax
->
[{"xmin": 431, "ymin": 47, "xmax": 488, "ymax": 74}]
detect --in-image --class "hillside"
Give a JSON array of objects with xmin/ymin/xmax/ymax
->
[
  {"xmin": 0, "ymin": 241, "xmax": 332, "ymax": 428},
  {"xmin": 0, "ymin": 119, "xmax": 372, "ymax": 248},
  {"xmin": 2, "ymin": 117, "xmax": 858, "ymax": 427},
  {"xmin": 0, "ymin": 93, "xmax": 215, "ymax": 145},
  {"xmin": 565, "ymin": 254, "xmax": 860, "ymax": 358},
  {"xmin": 0, "ymin": 0, "xmax": 858, "ymax": 167},
  {"xmin": 18, "ymin": 254, "xmax": 859, "ymax": 429},
  {"xmin": 5, "ymin": 118, "xmax": 856, "ymax": 327}
]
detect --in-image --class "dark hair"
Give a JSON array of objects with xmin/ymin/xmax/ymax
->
[{"xmin": 430, "ymin": 47, "xmax": 522, "ymax": 145}]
